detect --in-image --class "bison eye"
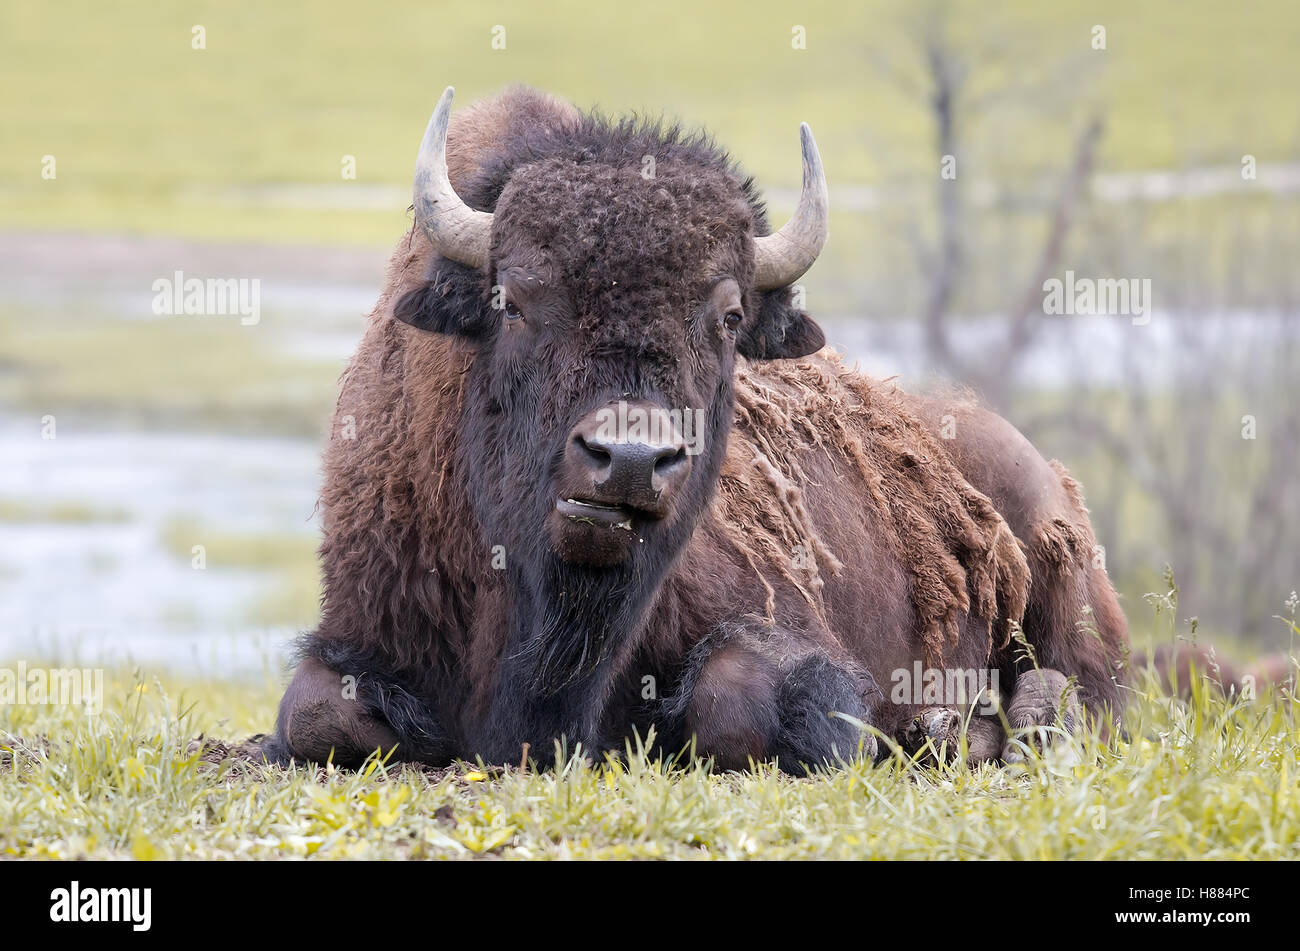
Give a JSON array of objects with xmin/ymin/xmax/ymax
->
[
  {"xmin": 503, "ymin": 300, "xmax": 523, "ymax": 321},
  {"xmin": 722, "ymin": 310, "xmax": 743, "ymax": 334}
]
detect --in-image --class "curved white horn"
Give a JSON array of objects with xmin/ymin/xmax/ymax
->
[
  {"xmin": 753, "ymin": 123, "xmax": 829, "ymax": 290},
  {"xmin": 413, "ymin": 86, "xmax": 493, "ymax": 269}
]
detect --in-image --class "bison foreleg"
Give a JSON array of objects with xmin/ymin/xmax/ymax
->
[
  {"xmin": 262, "ymin": 646, "xmax": 453, "ymax": 768},
  {"xmin": 774, "ymin": 651, "xmax": 883, "ymax": 771},
  {"xmin": 669, "ymin": 625, "xmax": 883, "ymax": 773}
]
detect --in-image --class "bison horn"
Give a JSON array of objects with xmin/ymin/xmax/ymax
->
[
  {"xmin": 413, "ymin": 86, "xmax": 494, "ymax": 270},
  {"xmin": 753, "ymin": 123, "xmax": 829, "ymax": 290}
]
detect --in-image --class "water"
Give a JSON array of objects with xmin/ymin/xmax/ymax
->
[
  {"xmin": 825, "ymin": 309, "xmax": 1299, "ymax": 389},
  {"xmin": 0, "ymin": 426, "xmax": 321, "ymax": 675}
]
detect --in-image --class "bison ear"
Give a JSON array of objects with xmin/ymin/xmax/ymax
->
[
  {"xmin": 392, "ymin": 259, "xmax": 494, "ymax": 338},
  {"xmin": 737, "ymin": 287, "xmax": 826, "ymax": 360}
]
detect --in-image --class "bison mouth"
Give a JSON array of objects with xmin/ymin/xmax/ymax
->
[
  {"xmin": 551, "ymin": 497, "xmax": 663, "ymax": 565},
  {"xmin": 556, "ymin": 497, "xmax": 653, "ymax": 530}
]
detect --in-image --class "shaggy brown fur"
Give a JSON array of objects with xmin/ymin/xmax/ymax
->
[
  {"xmin": 720, "ymin": 359, "xmax": 1030, "ymax": 668},
  {"xmin": 263, "ymin": 86, "xmax": 1130, "ymax": 771},
  {"xmin": 904, "ymin": 397, "xmax": 1129, "ymax": 720}
]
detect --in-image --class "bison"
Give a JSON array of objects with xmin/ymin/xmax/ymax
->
[
  {"xmin": 261, "ymin": 85, "xmax": 1130, "ymax": 772},
  {"xmin": 1130, "ymin": 643, "xmax": 1296, "ymax": 701}
]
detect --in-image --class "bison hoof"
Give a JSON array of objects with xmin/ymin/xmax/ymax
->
[
  {"xmin": 902, "ymin": 709, "xmax": 1006, "ymax": 766},
  {"xmin": 1001, "ymin": 668, "xmax": 1081, "ymax": 763},
  {"xmin": 902, "ymin": 706, "xmax": 961, "ymax": 762},
  {"xmin": 964, "ymin": 717, "xmax": 1004, "ymax": 765}
]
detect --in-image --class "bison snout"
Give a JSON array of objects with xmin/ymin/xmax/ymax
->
[{"xmin": 565, "ymin": 402, "xmax": 692, "ymax": 515}]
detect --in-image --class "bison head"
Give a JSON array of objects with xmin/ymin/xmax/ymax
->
[{"xmin": 392, "ymin": 87, "xmax": 828, "ymax": 695}]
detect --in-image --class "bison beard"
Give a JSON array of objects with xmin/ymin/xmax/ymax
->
[{"xmin": 261, "ymin": 86, "xmax": 1130, "ymax": 772}]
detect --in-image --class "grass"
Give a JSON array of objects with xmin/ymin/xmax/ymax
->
[
  {"xmin": 1, "ymin": 609, "xmax": 1296, "ymax": 860},
  {"xmin": 0, "ymin": 311, "xmax": 341, "ymax": 438},
  {"xmin": 0, "ymin": 497, "xmax": 130, "ymax": 524}
]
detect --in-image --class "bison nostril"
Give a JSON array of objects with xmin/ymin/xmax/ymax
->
[
  {"xmin": 650, "ymin": 444, "xmax": 690, "ymax": 496},
  {"xmin": 654, "ymin": 446, "xmax": 688, "ymax": 475},
  {"xmin": 572, "ymin": 434, "xmax": 612, "ymax": 472}
]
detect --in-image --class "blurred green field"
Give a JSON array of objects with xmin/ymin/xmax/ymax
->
[
  {"xmin": 3, "ymin": 0, "xmax": 1298, "ymax": 246},
  {"xmin": 0, "ymin": 309, "xmax": 340, "ymax": 437}
]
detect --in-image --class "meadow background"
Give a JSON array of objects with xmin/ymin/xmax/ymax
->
[{"xmin": 1, "ymin": 0, "xmax": 1297, "ymax": 859}]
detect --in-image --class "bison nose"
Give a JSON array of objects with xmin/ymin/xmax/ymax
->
[{"xmin": 566, "ymin": 402, "xmax": 692, "ymax": 513}]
